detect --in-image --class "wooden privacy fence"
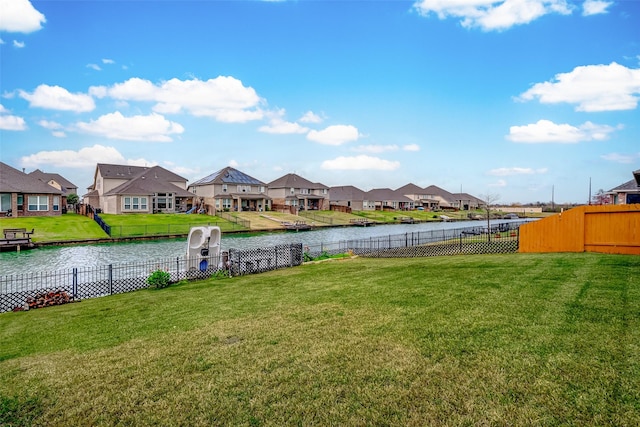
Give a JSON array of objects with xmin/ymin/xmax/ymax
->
[{"xmin": 519, "ymin": 204, "xmax": 640, "ymax": 255}]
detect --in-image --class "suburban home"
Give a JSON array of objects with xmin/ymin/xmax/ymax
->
[
  {"xmin": 28, "ymin": 169, "xmax": 78, "ymax": 211},
  {"xmin": 451, "ymin": 192, "xmax": 483, "ymax": 210},
  {"xmin": 607, "ymin": 169, "xmax": 640, "ymax": 205},
  {"xmin": 366, "ymin": 188, "xmax": 414, "ymax": 211},
  {"xmin": 329, "ymin": 185, "xmax": 375, "ymax": 211},
  {"xmin": 396, "ymin": 183, "xmax": 431, "ymax": 209},
  {"xmin": 422, "ymin": 185, "xmax": 457, "ymax": 210},
  {"xmin": 267, "ymin": 173, "xmax": 329, "ymax": 213},
  {"xmin": 0, "ymin": 162, "xmax": 64, "ymax": 217},
  {"xmin": 188, "ymin": 166, "xmax": 270, "ymax": 214},
  {"xmin": 83, "ymin": 164, "xmax": 193, "ymax": 214}
]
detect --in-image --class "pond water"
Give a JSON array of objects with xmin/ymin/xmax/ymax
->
[{"xmin": 0, "ymin": 219, "xmax": 528, "ymax": 276}]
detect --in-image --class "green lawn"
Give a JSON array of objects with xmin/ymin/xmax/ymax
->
[
  {"xmin": 1, "ymin": 253, "xmax": 639, "ymax": 425},
  {"xmin": 0, "ymin": 213, "xmax": 107, "ymax": 242},
  {"xmin": 100, "ymin": 213, "xmax": 244, "ymax": 237}
]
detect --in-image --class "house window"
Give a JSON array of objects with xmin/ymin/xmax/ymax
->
[
  {"xmin": 222, "ymin": 184, "xmax": 227, "ymax": 192},
  {"xmin": 222, "ymin": 199, "xmax": 232, "ymax": 209},
  {"xmin": 301, "ymin": 188, "xmax": 309, "ymax": 195},
  {"xmin": 323, "ymin": 189, "xmax": 327, "ymax": 194},
  {"xmin": 53, "ymin": 196, "xmax": 60, "ymax": 211},
  {"xmin": 156, "ymin": 193, "xmax": 173, "ymax": 210},
  {"xmin": 290, "ymin": 187, "xmax": 295, "ymax": 194},
  {"xmin": 0, "ymin": 193, "xmax": 10, "ymax": 212},
  {"xmin": 123, "ymin": 196, "xmax": 148, "ymax": 211},
  {"xmin": 28, "ymin": 195, "xmax": 48, "ymax": 211},
  {"xmin": 260, "ymin": 186, "xmax": 265, "ymax": 193}
]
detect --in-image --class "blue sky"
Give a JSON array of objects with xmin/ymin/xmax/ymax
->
[{"xmin": 1, "ymin": 0, "xmax": 639, "ymax": 204}]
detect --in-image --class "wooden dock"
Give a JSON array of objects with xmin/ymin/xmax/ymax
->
[{"xmin": 1, "ymin": 228, "xmax": 35, "ymax": 251}]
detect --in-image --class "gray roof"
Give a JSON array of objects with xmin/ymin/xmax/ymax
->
[
  {"xmin": 366, "ymin": 188, "xmax": 413, "ymax": 202},
  {"xmin": 190, "ymin": 166, "xmax": 265, "ymax": 186},
  {"xmin": 28, "ymin": 169, "xmax": 78, "ymax": 194},
  {"xmin": 423, "ymin": 185, "xmax": 455, "ymax": 201},
  {"xmin": 97, "ymin": 163, "xmax": 187, "ymax": 184},
  {"xmin": 609, "ymin": 170, "xmax": 640, "ymax": 192},
  {"xmin": 329, "ymin": 185, "xmax": 368, "ymax": 201},
  {"xmin": 104, "ymin": 166, "xmax": 192, "ymax": 197},
  {"xmin": 396, "ymin": 183, "xmax": 425, "ymax": 195},
  {"xmin": 268, "ymin": 173, "xmax": 328, "ymax": 190},
  {"xmin": 0, "ymin": 162, "xmax": 63, "ymax": 195}
]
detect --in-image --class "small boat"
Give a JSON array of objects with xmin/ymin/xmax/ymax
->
[{"xmin": 186, "ymin": 226, "xmax": 221, "ymax": 271}]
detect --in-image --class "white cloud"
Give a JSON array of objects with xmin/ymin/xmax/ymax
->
[
  {"xmin": 413, "ymin": 0, "xmax": 572, "ymax": 31},
  {"xmin": 12, "ymin": 40, "xmax": 25, "ymax": 48},
  {"xmin": 352, "ymin": 144, "xmax": 399, "ymax": 154},
  {"xmin": 507, "ymin": 119, "xmax": 619, "ymax": 143},
  {"xmin": 518, "ymin": 62, "xmax": 640, "ymax": 112},
  {"xmin": 488, "ymin": 167, "xmax": 548, "ymax": 176},
  {"xmin": 75, "ymin": 112, "xmax": 184, "ymax": 142},
  {"xmin": 0, "ymin": 104, "xmax": 26, "ymax": 130},
  {"xmin": 307, "ymin": 124, "xmax": 360, "ymax": 146},
  {"xmin": 488, "ymin": 179, "xmax": 508, "ymax": 187},
  {"xmin": 600, "ymin": 152, "xmax": 640, "ymax": 164},
  {"xmin": 87, "ymin": 63, "xmax": 101, "ymax": 71},
  {"xmin": 0, "ymin": 114, "xmax": 27, "ymax": 131},
  {"xmin": 38, "ymin": 119, "xmax": 66, "ymax": 137},
  {"xmin": 19, "ymin": 84, "xmax": 95, "ymax": 112},
  {"xmin": 102, "ymin": 58, "xmax": 115, "ymax": 64},
  {"xmin": 228, "ymin": 160, "xmax": 239, "ymax": 168},
  {"xmin": 259, "ymin": 118, "xmax": 309, "ymax": 134},
  {"xmin": 321, "ymin": 155, "xmax": 400, "ymax": 171},
  {"xmin": 20, "ymin": 144, "xmax": 153, "ymax": 169},
  {"xmin": 0, "ymin": 0, "xmax": 46, "ymax": 33},
  {"xmin": 403, "ymin": 144, "xmax": 420, "ymax": 152},
  {"xmin": 91, "ymin": 76, "xmax": 264, "ymax": 123},
  {"xmin": 0, "ymin": 39, "xmax": 4, "ymax": 44},
  {"xmin": 582, "ymin": 0, "xmax": 612, "ymax": 16},
  {"xmin": 299, "ymin": 111, "xmax": 323, "ymax": 123}
]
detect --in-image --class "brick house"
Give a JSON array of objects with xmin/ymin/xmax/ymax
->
[
  {"xmin": 267, "ymin": 173, "xmax": 329, "ymax": 212},
  {"xmin": 0, "ymin": 162, "xmax": 64, "ymax": 217}
]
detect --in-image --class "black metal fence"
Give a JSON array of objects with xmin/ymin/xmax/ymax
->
[
  {"xmin": 303, "ymin": 222, "xmax": 522, "ymax": 259},
  {"xmin": 0, "ymin": 244, "xmax": 303, "ymax": 313},
  {"xmin": 1, "ymin": 222, "xmax": 525, "ymax": 313}
]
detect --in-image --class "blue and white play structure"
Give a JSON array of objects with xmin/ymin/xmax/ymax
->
[{"xmin": 186, "ymin": 226, "xmax": 221, "ymax": 271}]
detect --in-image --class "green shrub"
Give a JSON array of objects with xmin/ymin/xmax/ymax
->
[{"xmin": 147, "ymin": 270, "xmax": 171, "ymax": 289}]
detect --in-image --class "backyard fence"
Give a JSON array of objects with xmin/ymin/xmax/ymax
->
[
  {"xmin": 1, "ymin": 222, "xmax": 525, "ymax": 313},
  {"xmin": 0, "ymin": 244, "xmax": 303, "ymax": 313}
]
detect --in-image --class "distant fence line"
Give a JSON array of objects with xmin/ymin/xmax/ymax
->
[{"xmin": 1, "ymin": 222, "xmax": 524, "ymax": 313}]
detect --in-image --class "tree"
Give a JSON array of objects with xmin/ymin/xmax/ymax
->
[
  {"xmin": 591, "ymin": 189, "xmax": 611, "ymax": 205},
  {"xmin": 480, "ymin": 193, "xmax": 500, "ymax": 242},
  {"xmin": 67, "ymin": 193, "xmax": 79, "ymax": 206}
]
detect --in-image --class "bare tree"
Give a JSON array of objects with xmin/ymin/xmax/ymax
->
[{"xmin": 480, "ymin": 193, "xmax": 500, "ymax": 242}]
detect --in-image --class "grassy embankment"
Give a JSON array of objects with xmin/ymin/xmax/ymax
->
[{"xmin": 1, "ymin": 252, "xmax": 639, "ymax": 426}]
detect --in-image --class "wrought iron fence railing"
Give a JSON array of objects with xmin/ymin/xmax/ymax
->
[{"xmin": 0, "ymin": 244, "xmax": 303, "ymax": 313}]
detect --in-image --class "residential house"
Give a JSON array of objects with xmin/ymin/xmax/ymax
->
[
  {"xmin": 84, "ymin": 163, "xmax": 193, "ymax": 214},
  {"xmin": 422, "ymin": 185, "xmax": 456, "ymax": 210},
  {"xmin": 0, "ymin": 162, "xmax": 64, "ymax": 217},
  {"xmin": 396, "ymin": 183, "xmax": 430, "ymax": 209},
  {"xmin": 188, "ymin": 166, "xmax": 270, "ymax": 214},
  {"xmin": 607, "ymin": 169, "xmax": 640, "ymax": 205},
  {"xmin": 451, "ymin": 192, "xmax": 483, "ymax": 210},
  {"xmin": 28, "ymin": 169, "xmax": 78, "ymax": 211},
  {"xmin": 366, "ymin": 188, "xmax": 414, "ymax": 211},
  {"xmin": 329, "ymin": 185, "xmax": 375, "ymax": 211},
  {"xmin": 267, "ymin": 173, "xmax": 329, "ymax": 212}
]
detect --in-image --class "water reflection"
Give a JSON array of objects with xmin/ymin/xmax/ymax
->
[{"xmin": 0, "ymin": 220, "xmax": 525, "ymax": 276}]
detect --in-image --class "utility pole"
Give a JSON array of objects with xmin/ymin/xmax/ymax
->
[
  {"xmin": 552, "ymin": 185, "xmax": 555, "ymax": 211},
  {"xmin": 588, "ymin": 177, "xmax": 592, "ymax": 205}
]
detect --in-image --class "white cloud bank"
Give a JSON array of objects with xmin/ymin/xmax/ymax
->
[
  {"xmin": 75, "ymin": 112, "xmax": 184, "ymax": 142},
  {"xmin": 321, "ymin": 155, "xmax": 400, "ymax": 171},
  {"xmin": 0, "ymin": 0, "xmax": 46, "ymax": 33},
  {"xmin": 582, "ymin": 0, "xmax": 612, "ymax": 16},
  {"xmin": 19, "ymin": 84, "xmax": 96, "ymax": 112},
  {"xmin": 518, "ymin": 62, "xmax": 640, "ymax": 112},
  {"xmin": 20, "ymin": 144, "xmax": 154, "ymax": 169},
  {"xmin": 0, "ymin": 104, "xmax": 26, "ymax": 130},
  {"xmin": 488, "ymin": 167, "xmax": 548, "ymax": 176},
  {"xmin": 601, "ymin": 152, "xmax": 640, "ymax": 164},
  {"xmin": 91, "ymin": 76, "xmax": 264, "ymax": 123},
  {"xmin": 507, "ymin": 119, "xmax": 619, "ymax": 143},
  {"xmin": 307, "ymin": 125, "xmax": 360, "ymax": 146},
  {"xmin": 412, "ymin": 0, "xmax": 575, "ymax": 31}
]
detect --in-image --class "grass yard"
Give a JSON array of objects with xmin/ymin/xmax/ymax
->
[
  {"xmin": 1, "ymin": 253, "xmax": 639, "ymax": 426},
  {"xmin": 100, "ymin": 213, "xmax": 243, "ymax": 237},
  {"xmin": 0, "ymin": 213, "xmax": 107, "ymax": 242}
]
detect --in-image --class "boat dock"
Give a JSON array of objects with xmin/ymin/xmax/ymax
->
[{"xmin": 1, "ymin": 228, "xmax": 35, "ymax": 251}]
